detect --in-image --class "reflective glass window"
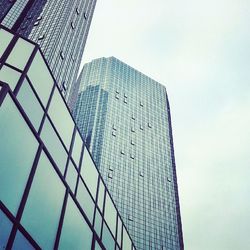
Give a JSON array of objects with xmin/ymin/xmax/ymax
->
[
  {"xmin": 117, "ymin": 217, "xmax": 122, "ymax": 247},
  {"xmin": 59, "ymin": 196, "xmax": 92, "ymax": 250},
  {"xmin": 122, "ymin": 228, "xmax": 132, "ymax": 250},
  {"xmin": 104, "ymin": 192, "xmax": 117, "ymax": 236},
  {"xmin": 41, "ymin": 118, "xmax": 67, "ymax": 174},
  {"xmin": 0, "ymin": 65, "xmax": 21, "ymax": 90},
  {"xmin": 6, "ymin": 38, "xmax": 34, "ymax": 70},
  {"xmin": 76, "ymin": 180, "xmax": 94, "ymax": 223},
  {"xmin": 65, "ymin": 160, "xmax": 78, "ymax": 192},
  {"xmin": 94, "ymin": 209, "xmax": 102, "ymax": 237},
  {"xmin": 80, "ymin": 149, "xmax": 98, "ymax": 198},
  {"xmin": 0, "ymin": 95, "xmax": 38, "ymax": 214},
  {"xmin": 102, "ymin": 223, "xmax": 115, "ymax": 250},
  {"xmin": 0, "ymin": 28, "xmax": 13, "ymax": 57},
  {"xmin": 27, "ymin": 51, "xmax": 53, "ymax": 107},
  {"xmin": 0, "ymin": 210, "xmax": 12, "ymax": 249},
  {"xmin": 71, "ymin": 130, "xmax": 82, "ymax": 167},
  {"xmin": 48, "ymin": 88, "xmax": 74, "ymax": 149},
  {"xmin": 21, "ymin": 151, "xmax": 65, "ymax": 249},
  {"xmin": 17, "ymin": 79, "xmax": 44, "ymax": 131},
  {"xmin": 97, "ymin": 179, "xmax": 105, "ymax": 212},
  {"xmin": 12, "ymin": 231, "xmax": 35, "ymax": 250}
]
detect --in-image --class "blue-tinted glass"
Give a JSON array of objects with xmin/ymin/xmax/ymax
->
[
  {"xmin": 0, "ymin": 95, "xmax": 39, "ymax": 214},
  {"xmin": 48, "ymin": 88, "xmax": 74, "ymax": 149},
  {"xmin": 76, "ymin": 180, "xmax": 94, "ymax": 223},
  {"xmin": 65, "ymin": 160, "xmax": 78, "ymax": 192},
  {"xmin": 0, "ymin": 65, "xmax": 21, "ymax": 90},
  {"xmin": 27, "ymin": 51, "xmax": 53, "ymax": 107},
  {"xmin": 6, "ymin": 38, "xmax": 34, "ymax": 70},
  {"xmin": 123, "ymin": 228, "xmax": 132, "ymax": 250},
  {"xmin": 21, "ymin": 151, "xmax": 65, "ymax": 249},
  {"xmin": 41, "ymin": 118, "xmax": 67, "ymax": 174},
  {"xmin": 12, "ymin": 231, "xmax": 35, "ymax": 250},
  {"xmin": 58, "ymin": 196, "xmax": 92, "ymax": 250},
  {"xmin": 0, "ymin": 210, "xmax": 12, "ymax": 249},
  {"xmin": 17, "ymin": 78, "xmax": 44, "ymax": 131},
  {"xmin": 94, "ymin": 209, "xmax": 102, "ymax": 237},
  {"xmin": 71, "ymin": 130, "xmax": 82, "ymax": 167},
  {"xmin": 102, "ymin": 223, "xmax": 115, "ymax": 250},
  {"xmin": 104, "ymin": 192, "xmax": 117, "ymax": 237},
  {"xmin": 0, "ymin": 28, "xmax": 13, "ymax": 57},
  {"xmin": 80, "ymin": 149, "xmax": 98, "ymax": 199}
]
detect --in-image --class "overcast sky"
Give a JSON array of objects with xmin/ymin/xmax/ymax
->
[{"xmin": 81, "ymin": 1, "xmax": 250, "ymax": 249}]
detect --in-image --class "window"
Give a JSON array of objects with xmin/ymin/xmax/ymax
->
[
  {"xmin": 84, "ymin": 12, "xmax": 87, "ymax": 19},
  {"xmin": 0, "ymin": 28, "xmax": 13, "ymax": 58},
  {"xmin": 140, "ymin": 101, "xmax": 144, "ymax": 107},
  {"xmin": 112, "ymin": 131, "xmax": 116, "ymax": 136},
  {"xmin": 59, "ymin": 196, "xmax": 93, "ymax": 249},
  {"xmin": 71, "ymin": 130, "xmax": 83, "ymax": 167},
  {"xmin": 41, "ymin": 118, "xmax": 68, "ymax": 174},
  {"xmin": 128, "ymin": 215, "xmax": 133, "ymax": 221},
  {"xmin": 97, "ymin": 180, "xmax": 105, "ymax": 211},
  {"xmin": 60, "ymin": 51, "xmax": 65, "ymax": 59},
  {"xmin": 80, "ymin": 149, "xmax": 98, "ymax": 198},
  {"xmin": 139, "ymin": 171, "xmax": 144, "ymax": 177},
  {"xmin": 115, "ymin": 94, "xmax": 119, "ymax": 99},
  {"xmin": 76, "ymin": 7, "xmax": 80, "ymax": 15},
  {"xmin": 108, "ymin": 173, "xmax": 112, "ymax": 179},
  {"xmin": 48, "ymin": 88, "xmax": 74, "ymax": 149},
  {"xmin": 71, "ymin": 22, "xmax": 75, "ymax": 29},
  {"xmin": 21, "ymin": 151, "xmax": 65, "ymax": 249},
  {"xmin": 148, "ymin": 122, "xmax": 152, "ymax": 128},
  {"xmin": 65, "ymin": 161, "xmax": 78, "ymax": 192},
  {"xmin": 38, "ymin": 34, "xmax": 44, "ymax": 40},
  {"xmin": 131, "ymin": 127, "xmax": 135, "ymax": 132},
  {"xmin": 37, "ymin": 16, "xmax": 42, "ymax": 21},
  {"xmin": 120, "ymin": 150, "xmax": 125, "ymax": 155},
  {"xmin": 140, "ymin": 125, "xmax": 144, "ymax": 130},
  {"xmin": 123, "ymin": 228, "xmax": 132, "ymax": 250},
  {"xmin": 12, "ymin": 231, "xmax": 34, "ymax": 250},
  {"xmin": 102, "ymin": 223, "xmax": 115, "ymax": 250},
  {"xmin": 17, "ymin": 78, "xmax": 44, "ymax": 131},
  {"xmin": 6, "ymin": 38, "xmax": 34, "ymax": 70},
  {"xmin": 131, "ymin": 140, "xmax": 135, "ymax": 145},
  {"xmin": 124, "ymin": 98, "xmax": 127, "ymax": 104},
  {"xmin": 34, "ymin": 21, "xmax": 39, "ymax": 26},
  {"xmin": 94, "ymin": 209, "xmax": 102, "ymax": 236},
  {"xmin": 0, "ymin": 95, "xmax": 39, "ymax": 214},
  {"xmin": 27, "ymin": 50, "xmax": 54, "ymax": 107}
]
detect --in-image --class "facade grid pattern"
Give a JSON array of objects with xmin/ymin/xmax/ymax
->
[{"xmin": 74, "ymin": 57, "xmax": 184, "ymax": 250}]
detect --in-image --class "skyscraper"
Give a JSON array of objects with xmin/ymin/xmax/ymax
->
[
  {"xmin": 0, "ymin": 0, "xmax": 97, "ymax": 102},
  {"xmin": 73, "ymin": 57, "xmax": 184, "ymax": 250},
  {"xmin": 0, "ymin": 25, "xmax": 136, "ymax": 250}
]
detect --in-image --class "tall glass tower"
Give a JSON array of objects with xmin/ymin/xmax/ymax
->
[
  {"xmin": 73, "ymin": 57, "xmax": 184, "ymax": 250},
  {"xmin": 0, "ymin": 0, "xmax": 97, "ymax": 102}
]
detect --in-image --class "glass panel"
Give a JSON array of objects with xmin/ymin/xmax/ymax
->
[
  {"xmin": 27, "ymin": 51, "xmax": 53, "ymax": 106},
  {"xmin": 0, "ymin": 95, "xmax": 39, "ymax": 214},
  {"xmin": 80, "ymin": 149, "xmax": 98, "ymax": 199},
  {"xmin": 117, "ymin": 217, "xmax": 122, "ymax": 247},
  {"xmin": 0, "ymin": 210, "xmax": 12, "ymax": 249},
  {"xmin": 102, "ymin": 223, "xmax": 115, "ymax": 250},
  {"xmin": 59, "ymin": 196, "xmax": 92, "ymax": 250},
  {"xmin": 122, "ymin": 228, "xmax": 132, "ymax": 250},
  {"xmin": 0, "ymin": 28, "xmax": 13, "ymax": 57},
  {"xmin": 0, "ymin": 65, "xmax": 21, "ymax": 90},
  {"xmin": 41, "ymin": 118, "xmax": 67, "ymax": 174},
  {"xmin": 17, "ymin": 79, "xmax": 44, "ymax": 131},
  {"xmin": 21, "ymin": 151, "xmax": 65, "ymax": 249},
  {"xmin": 97, "ymin": 179, "xmax": 105, "ymax": 212},
  {"xmin": 76, "ymin": 180, "xmax": 94, "ymax": 223},
  {"xmin": 6, "ymin": 38, "xmax": 34, "ymax": 70},
  {"xmin": 12, "ymin": 231, "xmax": 35, "ymax": 250},
  {"xmin": 104, "ymin": 192, "xmax": 117, "ymax": 236},
  {"xmin": 71, "ymin": 130, "xmax": 82, "ymax": 167},
  {"xmin": 94, "ymin": 209, "xmax": 102, "ymax": 237},
  {"xmin": 48, "ymin": 88, "xmax": 74, "ymax": 149},
  {"xmin": 65, "ymin": 160, "xmax": 78, "ymax": 192}
]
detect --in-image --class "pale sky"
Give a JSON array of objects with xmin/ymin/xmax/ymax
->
[{"xmin": 81, "ymin": 1, "xmax": 250, "ymax": 249}]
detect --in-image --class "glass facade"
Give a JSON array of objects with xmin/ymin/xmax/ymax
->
[
  {"xmin": 73, "ymin": 57, "xmax": 184, "ymax": 250},
  {"xmin": 0, "ymin": 0, "xmax": 97, "ymax": 105},
  {"xmin": 0, "ymin": 26, "xmax": 135, "ymax": 250}
]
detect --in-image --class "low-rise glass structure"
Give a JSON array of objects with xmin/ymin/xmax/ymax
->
[{"xmin": 0, "ymin": 26, "xmax": 135, "ymax": 250}]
